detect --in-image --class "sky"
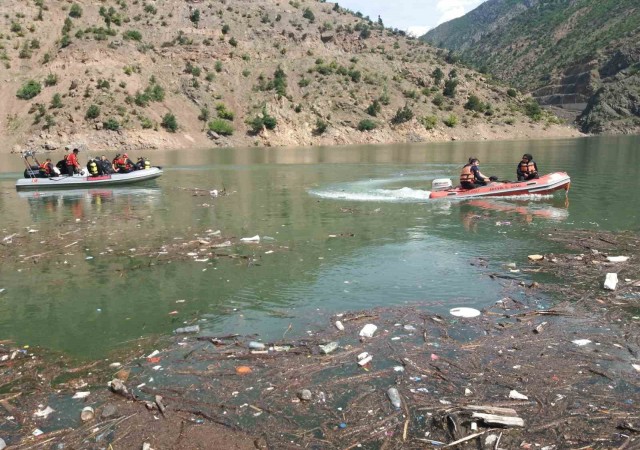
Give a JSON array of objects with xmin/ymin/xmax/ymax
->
[{"xmin": 335, "ymin": 0, "xmax": 486, "ymax": 37}]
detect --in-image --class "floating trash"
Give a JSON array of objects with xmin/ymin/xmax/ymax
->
[{"xmin": 449, "ymin": 307, "xmax": 481, "ymax": 318}]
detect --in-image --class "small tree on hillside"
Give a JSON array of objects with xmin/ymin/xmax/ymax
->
[
  {"xmin": 443, "ymin": 79, "xmax": 458, "ymax": 98},
  {"xmin": 161, "ymin": 113, "xmax": 178, "ymax": 132}
]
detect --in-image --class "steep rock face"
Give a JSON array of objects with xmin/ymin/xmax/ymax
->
[
  {"xmin": 0, "ymin": 0, "xmax": 579, "ymax": 152},
  {"xmin": 423, "ymin": 0, "xmax": 538, "ymax": 51},
  {"xmin": 421, "ymin": 0, "xmax": 640, "ymax": 135}
]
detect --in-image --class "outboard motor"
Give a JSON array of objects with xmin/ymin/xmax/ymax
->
[{"xmin": 431, "ymin": 178, "xmax": 453, "ymax": 191}]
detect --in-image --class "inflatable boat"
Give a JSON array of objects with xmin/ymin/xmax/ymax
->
[
  {"xmin": 16, "ymin": 167, "xmax": 163, "ymax": 190},
  {"xmin": 429, "ymin": 172, "xmax": 570, "ymax": 199},
  {"xmin": 15, "ymin": 150, "xmax": 162, "ymax": 191}
]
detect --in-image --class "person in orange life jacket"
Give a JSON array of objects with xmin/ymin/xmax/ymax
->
[
  {"xmin": 115, "ymin": 153, "xmax": 136, "ymax": 173},
  {"xmin": 39, "ymin": 158, "xmax": 55, "ymax": 177},
  {"xmin": 516, "ymin": 153, "xmax": 539, "ymax": 181},
  {"xmin": 66, "ymin": 148, "xmax": 81, "ymax": 175},
  {"xmin": 460, "ymin": 158, "xmax": 491, "ymax": 189}
]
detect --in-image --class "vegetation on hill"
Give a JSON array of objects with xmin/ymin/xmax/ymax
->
[
  {"xmin": 422, "ymin": 0, "xmax": 640, "ymax": 135},
  {"xmin": 0, "ymin": 0, "xmax": 575, "ymax": 152}
]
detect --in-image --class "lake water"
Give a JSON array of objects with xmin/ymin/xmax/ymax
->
[{"xmin": 0, "ymin": 135, "xmax": 638, "ymax": 359}]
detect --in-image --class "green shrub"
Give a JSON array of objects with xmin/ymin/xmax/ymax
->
[
  {"xmin": 357, "ymin": 119, "xmax": 377, "ymax": 131},
  {"xmin": 221, "ymin": 24, "xmax": 230, "ymax": 34},
  {"xmin": 69, "ymin": 3, "xmax": 83, "ymax": 18},
  {"xmin": 50, "ymin": 93, "xmax": 63, "ymax": 108},
  {"xmin": 431, "ymin": 67, "xmax": 444, "ymax": 85},
  {"xmin": 198, "ymin": 106, "xmax": 210, "ymax": 123},
  {"xmin": 432, "ymin": 94, "xmax": 444, "ymax": 107},
  {"xmin": 298, "ymin": 77, "xmax": 310, "ymax": 87},
  {"xmin": 524, "ymin": 99, "xmax": 542, "ymax": 120},
  {"xmin": 60, "ymin": 34, "xmax": 71, "ymax": 48},
  {"xmin": 86, "ymin": 104, "xmax": 100, "ymax": 119},
  {"xmin": 507, "ymin": 88, "xmax": 517, "ymax": 98},
  {"xmin": 391, "ymin": 105, "xmax": 413, "ymax": 125},
  {"xmin": 421, "ymin": 115, "xmax": 438, "ymax": 130},
  {"xmin": 214, "ymin": 61, "xmax": 223, "ymax": 72},
  {"xmin": 44, "ymin": 73, "xmax": 58, "ymax": 86},
  {"xmin": 161, "ymin": 113, "xmax": 178, "ymax": 132},
  {"xmin": 123, "ymin": 30, "xmax": 142, "ymax": 41},
  {"xmin": 366, "ymin": 99, "xmax": 381, "ymax": 117},
  {"xmin": 16, "ymin": 80, "xmax": 42, "ymax": 100},
  {"xmin": 247, "ymin": 107, "xmax": 276, "ymax": 133},
  {"xmin": 464, "ymin": 94, "xmax": 485, "ymax": 112},
  {"xmin": 208, "ymin": 118, "xmax": 234, "ymax": 136},
  {"xmin": 190, "ymin": 9, "xmax": 200, "ymax": 25},
  {"xmin": 273, "ymin": 66, "xmax": 287, "ymax": 97},
  {"xmin": 443, "ymin": 79, "xmax": 458, "ymax": 98},
  {"xmin": 314, "ymin": 119, "xmax": 328, "ymax": 135},
  {"xmin": 140, "ymin": 116, "xmax": 153, "ymax": 129},
  {"xmin": 96, "ymin": 79, "xmax": 110, "ymax": 90},
  {"xmin": 103, "ymin": 118, "xmax": 120, "ymax": 130},
  {"xmin": 229, "ymin": 37, "xmax": 237, "ymax": 47},
  {"xmin": 443, "ymin": 114, "xmax": 458, "ymax": 127},
  {"xmin": 302, "ymin": 8, "xmax": 315, "ymax": 22},
  {"xmin": 216, "ymin": 103, "xmax": 234, "ymax": 121}
]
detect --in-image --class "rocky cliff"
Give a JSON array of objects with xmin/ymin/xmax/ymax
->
[{"xmin": 422, "ymin": 0, "xmax": 640, "ymax": 135}]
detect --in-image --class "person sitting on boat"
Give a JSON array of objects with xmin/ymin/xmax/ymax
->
[
  {"xmin": 38, "ymin": 158, "xmax": 55, "ymax": 178},
  {"xmin": 115, "ymin": 153, "xmax": 136, "ymax": 173},
  {"xmin": 135, "ymin": 157, "xmax": 151, "ymax": 170},
  {"xmin": 56, "ymin": 145, "xmax": 71, "ymax": 174},
  {"xmin": 460, "ymin": 158, "xmax": 490, "ymax": 189},
  {"xmin": 66, "ymin": 148, "xmax": 81, "ymax": 176},
  {"xmin": 517, "ymin": 153, "xmax": 539, "ymax": 181},
  {"xmin": 98, "ymin": 155, "xmax": 115, "ymax": 174}
]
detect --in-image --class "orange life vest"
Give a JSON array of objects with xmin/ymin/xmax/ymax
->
[
  {"xmin": 39, "ymin": 162, "xmax": 51, "ymax": 175},
  {"xmin": 519, "ymin": 160, "xmax": 536, "ymax": 175},
  {"xmin": 460, "ymin": 164, "xmax": 475, "ymax": 183},
  {"xmin": 116, "ymin": 157, "xmax": 127, "ymax": 170}
]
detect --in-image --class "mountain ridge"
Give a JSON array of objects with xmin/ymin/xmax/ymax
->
[
  {"xmin": 1, "ymin": 0, "xmax": 579, "ymax": 153},
  {"xmin": 422, "ymin": 0, "xmax": 640, "ymax": 135}
]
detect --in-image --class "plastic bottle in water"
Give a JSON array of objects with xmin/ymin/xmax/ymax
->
[{"xmin": 387, "ymin": 387, "xmax": 401, "ymax": 409}]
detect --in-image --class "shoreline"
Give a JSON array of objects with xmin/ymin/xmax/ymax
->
[
  {"xmin": 6, "ymin": 120, "xmax": 585, "ymax": 155},
  {"xmin": 2, "ymin": 228, "xmax": 638, "ymax": 449}
]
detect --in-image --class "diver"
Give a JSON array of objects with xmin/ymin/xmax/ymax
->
[
  {"xmin": 98, "ymin": 155, "xmax": 115, "ymax": 174},
  {"xmin": 517, "ymin": 153, "xmax": 539, "ymax": 181},
  {"xmin": 135, "ymin": 157, "xmax": 150, "ymax": 170}
]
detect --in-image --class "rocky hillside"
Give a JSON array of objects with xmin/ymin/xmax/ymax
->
[
  {"xmin": 0, "ymin": 0, "xmax": 579, "ymax": 153},
  {"xmin": 422, "ymin": 0, "xmax": 640, "ymax": 135}
]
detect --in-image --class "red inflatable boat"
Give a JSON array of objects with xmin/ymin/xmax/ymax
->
[{"xmin": 429, "ymin": 172, "xmax": 571, "ymax": 199}]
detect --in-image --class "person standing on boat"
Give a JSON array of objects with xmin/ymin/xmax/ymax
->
[
  {"xmin": 66, "ymin": 148, "xmax": 81, "ymax": 175},
  {"xmin": 517, "ymin": 154, "xmax": 539, "ymax": 181},
  {"xmin": 460, "ymin": 158, "xmax": 490, "ymax": 189},
  {"xmin": 38, "ymin": 158, "xmax": 55, "ymax": 177}
]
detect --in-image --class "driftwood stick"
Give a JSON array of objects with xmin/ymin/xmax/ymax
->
[
  {"xmin": 472, "ymin": 413, "xmax": 524, "ymax": 427},
  {"xmin": 443, "ymin": 430, "xmax": 489, "ymax": 448}
]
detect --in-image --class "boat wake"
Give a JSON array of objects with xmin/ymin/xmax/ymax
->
[{"xmin": 309, "ymin": 176, "xmax": 431, "ymax": 203}]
